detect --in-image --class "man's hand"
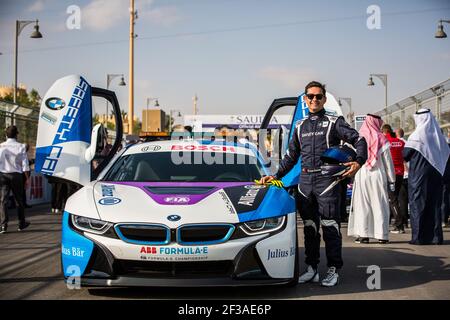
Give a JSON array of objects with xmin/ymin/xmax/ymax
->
[
  {"xmin": 257, "ymin": 175, "xmax": 275, "ymax": 184},
  {"xmin": 342, "ymin": 161, "xmax": 361, "ymax": 178}
]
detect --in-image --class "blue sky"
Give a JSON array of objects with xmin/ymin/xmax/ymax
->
[{"xmin": 1, "ymin": 0, "xmax": 449, "ymax": 120}]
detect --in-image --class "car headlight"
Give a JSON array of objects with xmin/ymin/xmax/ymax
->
[
  {"xmin": 71, "ymin": 214, "xmax": 113, "ymax": 235},
  {"xmin": 240, "ymin": 216, "xmax": 286, "ymax": 235}
]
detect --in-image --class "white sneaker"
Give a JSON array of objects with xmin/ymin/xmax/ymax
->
[
  {"xmin": 321, "ymin": 267, "xmax": 339, "ymax": 287},
  {"xmin": 298, "ymin": 265, "xmax": 319, "ymax": 283}
]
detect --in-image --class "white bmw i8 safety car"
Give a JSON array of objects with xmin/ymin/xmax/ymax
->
[{"xmin": 35, "ymin": 75, "xmax": 299, "ymax": 287}]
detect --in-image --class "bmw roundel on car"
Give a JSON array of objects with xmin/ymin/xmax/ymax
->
[{"xmin": 35, "ymin": 75, "xmax": 299, "ymax": 287}]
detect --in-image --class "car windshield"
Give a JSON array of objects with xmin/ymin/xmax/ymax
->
[{"xmin": 102, "ymin": 151, "xmax": 265, "ymax": 182}]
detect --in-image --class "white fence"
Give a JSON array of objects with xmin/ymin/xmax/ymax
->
[{"xmin": 374, "ymin": 78, "xmax": 450, "ymax": 135}]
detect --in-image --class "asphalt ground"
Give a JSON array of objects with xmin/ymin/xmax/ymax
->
[{"xmin": 0, "ymin": 204, "xmax": 449, "ymax": 300}]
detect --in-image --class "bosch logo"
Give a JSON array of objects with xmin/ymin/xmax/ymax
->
[
  {"xmin": 167, "ymin": 215, "xmax": 181, "ymax": 222},
  {"xmin": 98, "ymin": 197, "xmax": 121, "ymax": 205},
  {"xmin": 164, "ymin": 196, "xmax": 190, "ymax": 204},
  {"xmin": 141, "ymin": 146, "xmax": 161, "ymax": 152},
  {"xmin": 244, "ymin": 184, "xmax": 266, "ymax": 190},
  {"xmin": 45, "ymin": 97, "xmax": 66, "ymax": 110}
]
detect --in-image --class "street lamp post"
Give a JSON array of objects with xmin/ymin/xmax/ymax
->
[
  {"xmin": 144, "ymin": 98, "xmax": 159, "ymax": 132},
  {"xmin": 169, "ymin": 109, "xmax": 182, "ymax": 132},
  {"xmin": 106, "ymin": 74, "xmax": 126, "ymax": 127},
  {"xmin": 146, "ymin": 97, "xmax": 159, "ymax": 111},
  {"xmin": 14, "ymin": 19, "xmax": 43, "ymax": 104},
  {"xmin": 435, "ymin": 19, "xmax": 450, "ymax": 38},
  {"xmin": 338, "ymin": 97, "xmax": 353, "ymax": 127},
  {"xmin": 368, "ymin": 73, "xmax": 388, "ymax": 123}
]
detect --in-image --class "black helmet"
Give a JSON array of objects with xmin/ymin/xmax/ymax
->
[{"xmin": 320, "ymin": 145, "xmax": 356, "ymax": 164}]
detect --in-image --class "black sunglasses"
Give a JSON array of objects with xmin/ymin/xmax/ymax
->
[{"xmin": 306, "ymin": 94, "xmax": 324, "ymax": 101}]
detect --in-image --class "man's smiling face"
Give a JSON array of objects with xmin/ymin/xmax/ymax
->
[{"xmin": 304, "ymin": 86, "xmax": 327, "ymax": 114}]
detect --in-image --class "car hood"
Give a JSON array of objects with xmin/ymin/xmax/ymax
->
[{"xmin": 92, "ymin": 181, "xmax": 295, "ymax": 227}]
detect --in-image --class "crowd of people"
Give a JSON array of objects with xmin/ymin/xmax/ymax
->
[
  {"xmin": 348, "ymin": 110, "xmax": 450, "ymax": 245},
  {"xmin": 260, "ymin": 80, "xmax": 450, "ymax": 287}
]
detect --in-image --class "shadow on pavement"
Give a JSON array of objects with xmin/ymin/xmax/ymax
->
[{"xmin": 86, "ymin": 247, "xmax": 450, "ymax": 299}]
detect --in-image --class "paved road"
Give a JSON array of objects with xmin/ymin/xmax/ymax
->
[{"xmin": 0, "ymin": 204, "xmax": 449, "ymax": 300}]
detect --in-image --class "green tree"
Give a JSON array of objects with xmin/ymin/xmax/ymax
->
[
  {"xmin": 1, "ymin": 88, "xmax": 40, "ymax": 147},
  {"xmin": 29, "ymin": 89, "xmax": 41, "ymax": 106}
]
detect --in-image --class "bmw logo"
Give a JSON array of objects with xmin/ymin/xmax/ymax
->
[
  {"xmin": 99, "ymin": 197, "xmax": 121, "ymax": 205},
  {"xmin": 167, "ymin": 215, "xmax": 181, "ymax": 222},
  {"xmin": 45, "ymin": 97, "xmax": 66, "ymax": 110}
]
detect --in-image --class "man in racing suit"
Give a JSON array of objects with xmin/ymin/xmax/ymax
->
[{"xmin": 260, "ymin": 81, "xmax": 367, "ymax": 287}]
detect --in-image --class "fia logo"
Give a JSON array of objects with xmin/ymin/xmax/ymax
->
[{"xmin": 164, "ymin": 196, "xmax": 190, "ymax": 204}]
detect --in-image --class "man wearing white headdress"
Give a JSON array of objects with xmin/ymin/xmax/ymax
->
[
  {"xmin": 403, "ymin": 109, "xmax": 450, "ymax": 245},
  {"xmin": 348, "ymin": 114, "xmax": 396, "ymax": 244}
]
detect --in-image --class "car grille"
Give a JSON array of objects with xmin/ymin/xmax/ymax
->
[
  {"xmin": 177, "ymin": 224, "xmax": 235, "ymax": 245},
  {"xmin": 115, "ymin": 224, "xmax": 170, "ymax": 244},
  {"xmin": 114, "ymin": 260, "xmax": 234, "ymax": 277}
]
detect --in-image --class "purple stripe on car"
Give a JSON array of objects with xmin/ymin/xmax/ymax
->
[{"xmin": 103, "ymin": 181, "xmax": 251, "ymax": 205}]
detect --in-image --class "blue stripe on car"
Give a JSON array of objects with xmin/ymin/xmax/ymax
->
[
  {"xmin": 237, "ymin": 186, "xmax": 295, "ymax": 223},
  {"xmin": 61, "ymin": 211, "xmax": 94, "ymax": 277}
]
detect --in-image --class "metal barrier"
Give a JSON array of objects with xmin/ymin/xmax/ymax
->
[
  {"xmin": 0, "ymin": 99, "xmax": 39, "ymax": 148},
  {"xmin": 374, "ymin": 78, "xmax": 450, "ymax": 135}
]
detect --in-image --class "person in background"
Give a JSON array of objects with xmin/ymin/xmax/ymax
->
[
  {"xmin": 339, "ymin": 177, "xmax": 351, "ymax": 222},
  {"xmin": 382, "ymin": 124, "xmax": 406, "ymax": 233},
  {"xmin": 395, "ymin": 128, "xmax": 409, "ymax": 228},
  {"xmin": 46, "ymin": 176, "xmax": 67, "ymax": 214},
  {"xmin": 0, "ymin": 126, "xmax": 31, "ymax": 233},
  {"xmin": 403, "ymin": 109, "xmax": 450, "ymax": 245},
  {"xmin": 441, "ymin": 130, "xmax": 450, "ymax": 228},
  {"xmin": 348, "ymin": 114, "xmax": 395, "ymax": 244}
]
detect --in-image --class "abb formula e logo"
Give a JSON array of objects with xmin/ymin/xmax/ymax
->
[
  {"xmin": 140, "ymin": 246, "xmax": 157, "ymax": 254},
  {"xmin": 171, "ymin": 145, "xmax": 236, "ymax": 152}
]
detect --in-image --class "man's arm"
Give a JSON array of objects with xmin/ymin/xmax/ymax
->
[
  {"xmin": 335, "ymin": 117, "xmax": 367, "ymax": 166},
  {"xmin": 21, "ymin": 145, "xmax": 30, "ymax": 174},
  {"xmin": 274, "ymin": 124, "xmax": 301, "ymax": 179}
]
